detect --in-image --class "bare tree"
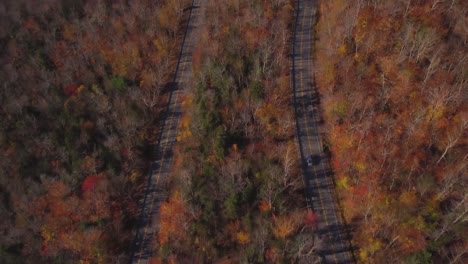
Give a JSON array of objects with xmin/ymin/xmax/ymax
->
[{"xmin": 437, "ymin": 120, "xmax": 467, "ymax": 164}]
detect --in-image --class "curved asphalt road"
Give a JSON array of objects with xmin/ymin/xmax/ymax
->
[
  {"xmin": 292, "ymin": 1, "xmax": 355, "ymax": 263},
  {"xmin": 129, "ymin": 1, "xmax": 204, "ymax": 263}
]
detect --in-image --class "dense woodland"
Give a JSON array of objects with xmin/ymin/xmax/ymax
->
[
  {"xmin": 156, "ymin": 0, "xmax": 321, "ymax": 262},
  {"xmin": 316, "ymin": 0, "xmax": 467, "ymax": 263},
  {"xmin": 1, "ymin": 0, "xmax": 466, "ymax": 263},
  {"xmin": 0, "ymin": 0, "xmax": 189, "ymax": 262}
]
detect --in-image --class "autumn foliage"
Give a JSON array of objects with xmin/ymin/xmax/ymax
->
[
  {"xmin": 35, "ymin": 179, "xmax": 110, "ymax": 260},
  {"xmin": 158, "ymin": 191, "xmax": 187, "ymax": 245},
  {"xmin": 316, "ymin": 0, "xmax": 467, "ymax": 262},
  {"xmin": 157, "ymin": 0, "xmax": 317, "ymax": 262},
  {"xmin": 0, "ymin": 0, "xmax": 189, "ymax": 262},
  {"xmin": 81, "ymin": 175, "xmax": 103, "ymax": 192}
]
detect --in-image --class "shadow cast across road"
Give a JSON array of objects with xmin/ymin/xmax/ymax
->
[{"xmin": 291, "ymin": 0, "xmax": 355, "ymax": 263}]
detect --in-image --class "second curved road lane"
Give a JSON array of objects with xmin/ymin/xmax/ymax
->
[{"xmin": 292, "ymin": 0, "xmax": 355, "ymax": 263}]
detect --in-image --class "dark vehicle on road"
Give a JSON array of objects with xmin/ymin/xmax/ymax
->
[{"xmin": 306, "ymin": 155, "xmax": 313, "ymax": 167}]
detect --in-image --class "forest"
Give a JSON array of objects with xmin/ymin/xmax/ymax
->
[
  {"xmin": 316, "ymin": 0, "xmax": 467, "ymax": 263},
  {"xmin": 0, "ymin": 0, "xmax": 190, "ymax": 262},
  {"xmin": 1, "ymin": 0, "xmax": 466, "ymax": 263},
  {"xmin": 156, "ymin": 0, "xmax": 321, "ymax": 262}
]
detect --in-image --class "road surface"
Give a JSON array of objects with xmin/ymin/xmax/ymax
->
[
  {"xmin": 292, "ymin": 1, "xmax": 355, "ymax": 263},
  {"xmin": 129, "ymin": 1, "xmax": 204, "ymax": 263}
]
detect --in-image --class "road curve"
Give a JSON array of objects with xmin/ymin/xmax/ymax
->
[
  {"xmin": 292, "ymin": 1, "xmax": 355, "ymax": 263},
  {"xmin": 129, "ymin": 1, "xmax": 204, "ymax": 263}
]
